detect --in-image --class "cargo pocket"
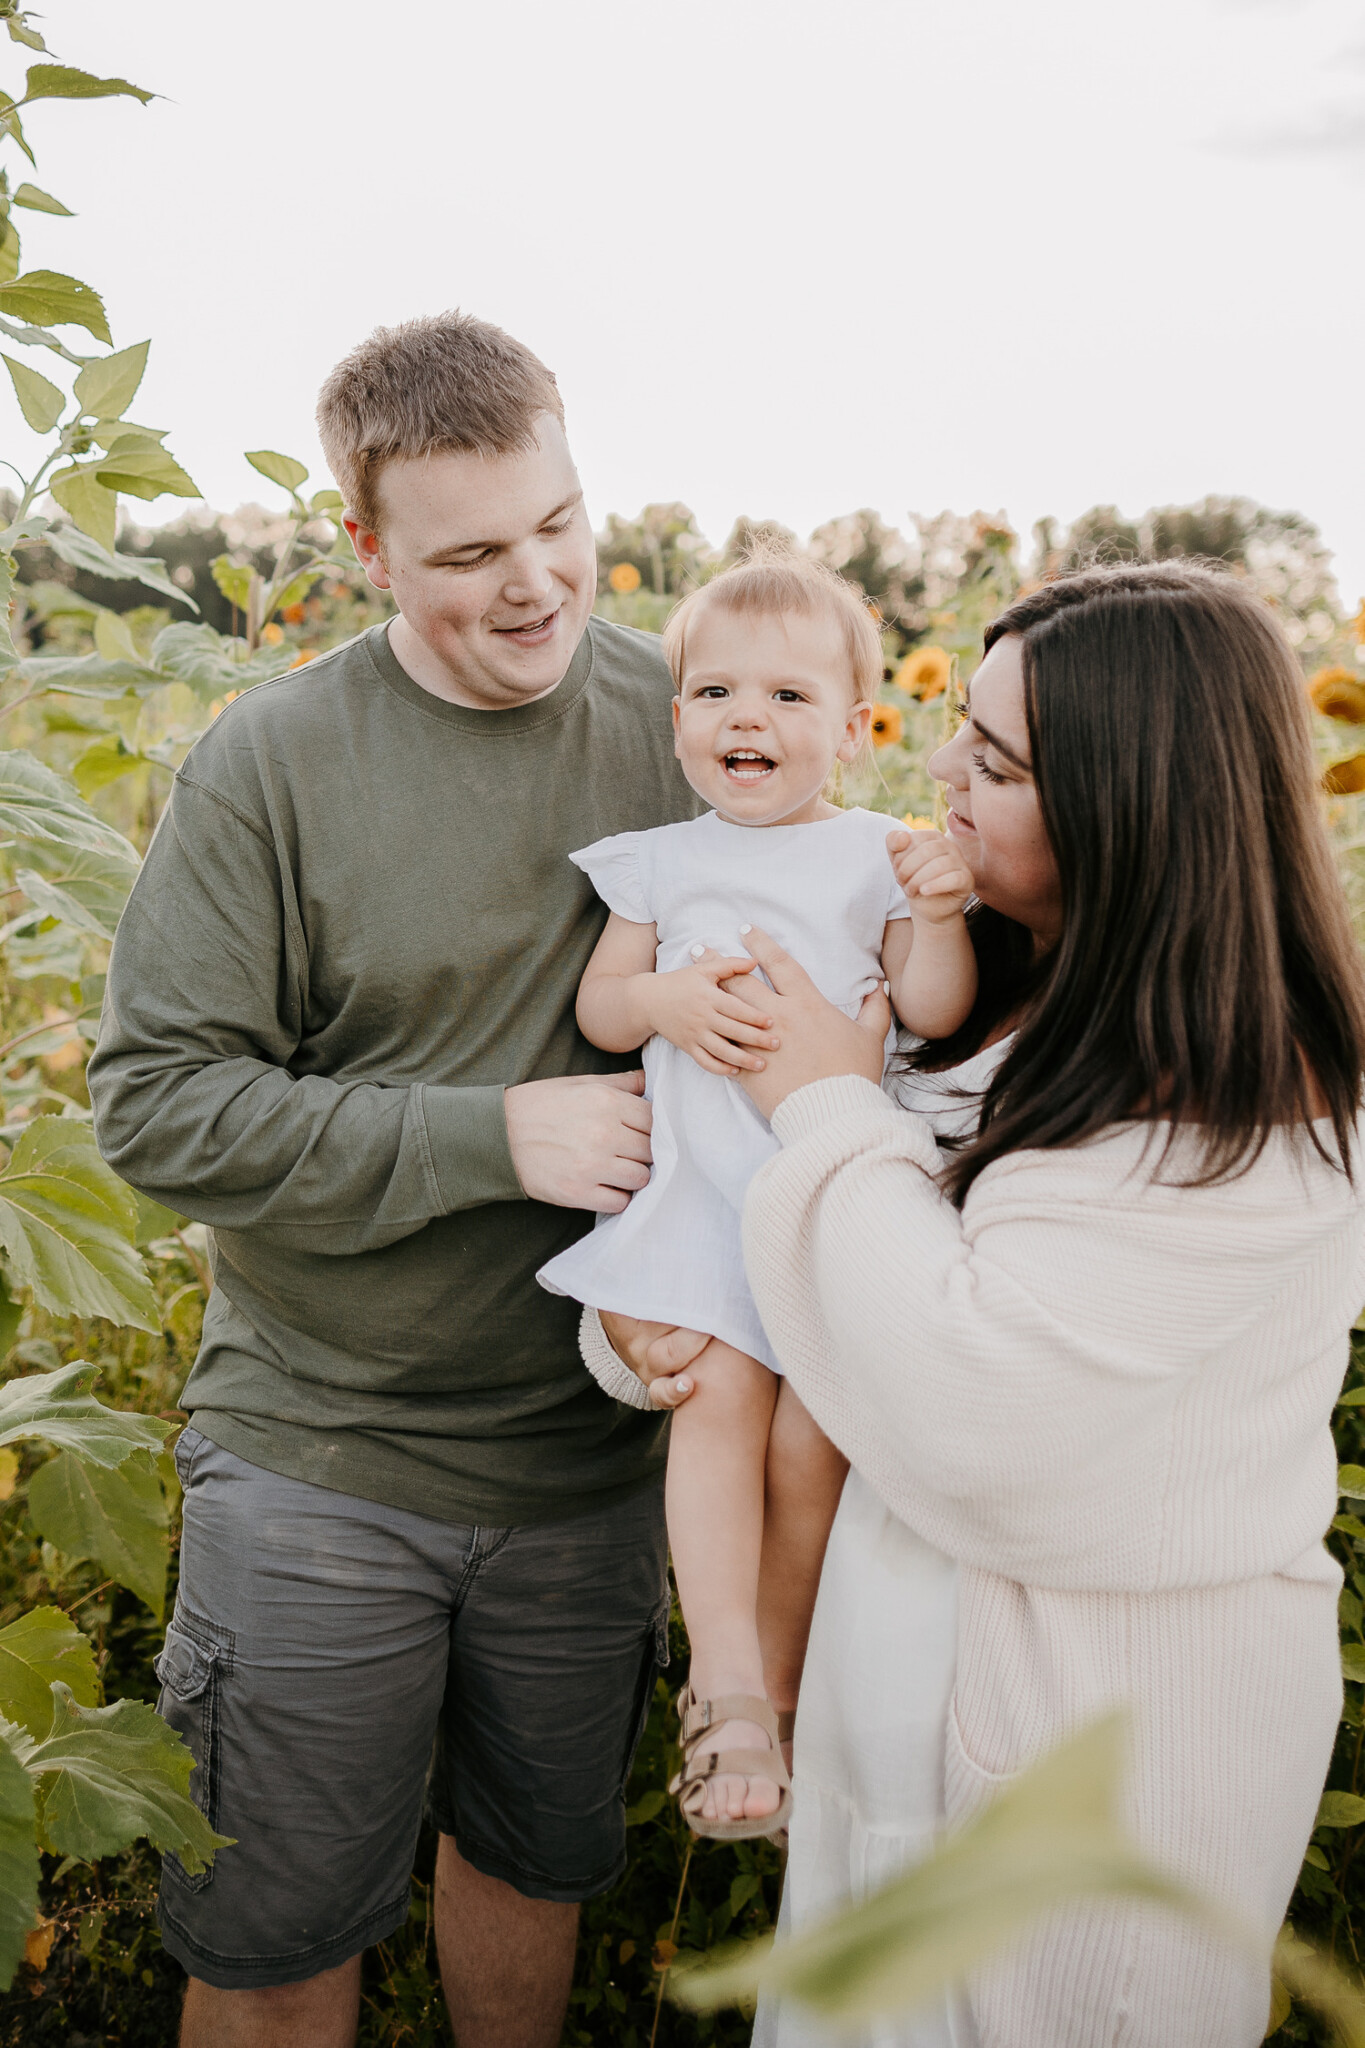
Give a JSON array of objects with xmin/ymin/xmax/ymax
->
[
  {"xmin": 620, "ymin": 1595, "xmax": 672, "ymax": 1790},
  {"xmin": 154, "ymin": 1612, "xmax": 226, "ymax": 1894}
]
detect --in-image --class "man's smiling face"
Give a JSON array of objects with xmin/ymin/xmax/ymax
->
[{"xmin": 346, "ymin": 413, "xmax": 598, "ymax": 710}]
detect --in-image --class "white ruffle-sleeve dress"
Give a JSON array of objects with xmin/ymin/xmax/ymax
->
[{"xmin": 537, "ymin": 806, "xmax": 910, "ymax": 1367}]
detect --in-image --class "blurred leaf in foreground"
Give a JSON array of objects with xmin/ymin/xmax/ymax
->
[{"xmin": 675, "ymin": 1716, "xmax": 1212, "ymax": 2023}]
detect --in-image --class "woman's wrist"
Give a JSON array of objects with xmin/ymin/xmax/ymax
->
[{"xmin": 769, "ymin": 1073, "xmax": 895, "ymax": 1144}]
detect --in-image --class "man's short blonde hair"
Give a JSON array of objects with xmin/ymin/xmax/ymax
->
[
  {"xmin": 662, "ymin": 546, "xmax": 884, "ymax": 704},
  {"xmin": 316, "ymin": 310, "xmax": 564, "ymax": 533}
]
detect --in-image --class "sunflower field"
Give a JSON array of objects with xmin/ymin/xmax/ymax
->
[{"xmin": 0, "ymin": 7, "xmax": 1362, "ymax": 2045}]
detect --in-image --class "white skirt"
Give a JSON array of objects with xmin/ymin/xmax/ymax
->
[{"xmin": 753, "ymin": 1470, "xmax": 975, "ymax": 2048}]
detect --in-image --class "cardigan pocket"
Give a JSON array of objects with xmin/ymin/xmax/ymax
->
[{"xmin": 944, "ymin": 1693, "xmax": 1018, "ymax": 1833}]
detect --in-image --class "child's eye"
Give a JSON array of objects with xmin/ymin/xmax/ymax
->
[
  {"xmin": 696, "ymin": 686, "xmax": 729, "ymax": 699},
  {"xmin": 971, "ymin": 748, "xmax": 1008, "ymax": 786},
  {"xmin": 774, "ymin": 689, "xmax": 804, "ymax": 703}
]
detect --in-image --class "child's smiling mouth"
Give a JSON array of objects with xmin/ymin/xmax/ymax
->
[{"xmin": 721, "ymin": 749, "xmax": 777, "ymax": 784}]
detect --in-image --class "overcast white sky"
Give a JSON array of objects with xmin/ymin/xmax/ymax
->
[{"xmin": 6, "ymin": 0, "xmax": 1364, "ymax": 597}]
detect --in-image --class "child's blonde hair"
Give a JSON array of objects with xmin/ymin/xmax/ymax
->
[{"xmin": 662, "ymin": 544, "xmax": 884, "ymax": 703}]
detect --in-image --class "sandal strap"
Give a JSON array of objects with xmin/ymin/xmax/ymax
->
[
  {"xmin": 677, "ymin": 1690, "xmax": 779, "ymax": 1749},
  {"xmin": 671, "ymin": 1746, "xmax": 792, "ymax": 1798}
]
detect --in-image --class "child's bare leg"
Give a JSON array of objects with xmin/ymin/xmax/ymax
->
[
  {"xmin": 758, "ymin": 1381, "xmax": 849, "ymax": 1742},
  {"xmin": 666, "ymin": 1337, "xmax": 781, "ymax": 1823}
]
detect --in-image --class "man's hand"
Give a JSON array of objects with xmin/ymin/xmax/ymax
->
[
  {"xmin": 886, "ymin": 826, "xmax": 975, "ymax": 925},
  {"xmin": 504, "ymin": 1073, "xmax": 653, "ymax": 1211},
  {"xmin": 599, "ymin": 1310, "xmax": 707, "ymax": 1409},
  {"xmin": 643, "ymin": 955, "xmax": 777, "ymax": 1076}
]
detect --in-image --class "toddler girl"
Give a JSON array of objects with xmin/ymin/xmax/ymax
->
[{"xmin": 539, "ymin": 549, "xmax": 976, "ymax": 1839}]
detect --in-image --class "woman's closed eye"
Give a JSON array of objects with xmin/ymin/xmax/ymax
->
[{"xmin": 971, "ymin": 747, "xmax": 1008, "ymax": 786}]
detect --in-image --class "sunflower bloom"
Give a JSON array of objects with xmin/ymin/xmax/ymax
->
[
  {"xmin": 608, "ymin": 561, "xmax": 642, "ymax": 594},
  {"xmin": 896, "ymin": 645, "xmax": 952, "ymax": 700},
  {"xmin": 1309, "ymin": 666, "xmax": 1365, "ymax": 723},
  {"xmin": 902, "ymin": 813, "xmax": 936, "ymax": 832},
  {"xmin": 870, "ymin": 703, "xmax": 904, "ymax": 748},
  {"xmin": 261, "ymin": 622, "xmax": 284, "ymax": 645},
  {"xmin": 290, "ymin": 650, "xmax": 317, "ymax": 669},
  {"xmin": 1324, "ymin": 754, "xmax": 1365, "ymax": 795}
]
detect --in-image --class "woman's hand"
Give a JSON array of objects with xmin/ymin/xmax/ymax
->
[
  {"xmin": 722, "ymin": 926, "xmax": 891, "ymax": 1121},
  {"xmin": 599, "ymin": 1310, "xmax": 708, "ymax": 1409}
]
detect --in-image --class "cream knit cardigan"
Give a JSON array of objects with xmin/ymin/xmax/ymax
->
[{"xmin": 741, "ymin": 1075, "xmax": 1365, "ymax": 2048}]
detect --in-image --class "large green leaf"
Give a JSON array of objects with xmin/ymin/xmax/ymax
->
[
  {"xmin": 0, "ymin": 1609, "xmax": 96, "ymax": 1738},
  {"xmin": 676, "ymin": 1716, "xmax": 1215, "ymax": 2022},
  {"xmin": 28, "ymin": 1450, "xmax": 168, "ymax": 1617},
  {"xmin": 0, "ymin": 749, "xmax": 140, "ymax": 864},
  {"xmin": 0, "ymin": 1361, "xmax": 167, "ymax": 1469},
  {"xmin": 0, "ymin": 1732, "xmax": 37, "ymax": 1991},
  {"xmin": 47, "ymin": 463, "xmax": 115, "ymax": 552},
  {"xmin": 73, "ymin": 341, "xmax": 147, "ymax": 423},
  {"xmin": 0, "ymin": 1119, "xmax": 158, "ymax": 1331},
  {"xmin": 150, "ymin": 621, "xmax": 291, "ymax": 696},
  {"xmin": 11, "ymin": 649, "xmax": 164, "ymax": 698},
  {"xmin": 11, "ymin": 184, "xmax": 71, "ymax": 218},
  {"xmin": 70, "ymin": 733, "xmax": 147, "ymax": 800},
  {"xmin": 39, "ymin": 523, "xmax": 198, "ymax": 612},
  {"xmin": 25, "ymin": 1684, "xmax": 231, "ymax": 1873},
  {"xmin": 19, "ymin": 66, "xmax": 155, "ymax": 108},
  {"xmin": 1, "ymin": 351, "xmax": 61, "ymax": 433},
  {"xmin": 245, "ymin": 448, "xmax": 309, "ymax": 493},
  {"xmin": 93, "ymin": 439, "xmax": 198, "ymax": 503},
  {"xmin": 15, "ymin": 848, "xmax": 135, "ymax": 939},
  {"xmin": 0, "ymin": 272, "xmax": 110, "ymax": 346}
]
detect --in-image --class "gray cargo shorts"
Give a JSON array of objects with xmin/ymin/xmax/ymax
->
[{"xmin": 155, "ymin": 1428, "xmax": 669, "ymax": 1991}]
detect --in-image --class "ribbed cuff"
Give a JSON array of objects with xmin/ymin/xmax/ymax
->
[
  {"xmin": 770, "ymin": 1074, "xmax": 903, "ymax": 1146},
  {"xmin": 579, "ymin": 1308, "xmax": 655, "ymax": 1410},
  {"xmin": 420, "ymin": 1083, "xmax": 525, "ymax": 1212}
]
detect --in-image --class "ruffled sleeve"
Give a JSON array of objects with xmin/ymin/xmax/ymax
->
[{"xmin": 569, "ymin": 832, "xmax": 653, "ymax": 925}]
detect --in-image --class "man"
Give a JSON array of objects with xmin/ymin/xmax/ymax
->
[{"xmin": 89, "ymin": 310, "xmax": 700, "ymax": 2048}]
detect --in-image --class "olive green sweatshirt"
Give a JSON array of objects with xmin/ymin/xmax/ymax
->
[{"xmin": 88, "ymin": 618, "xmax": 701, "ymax": 1524}]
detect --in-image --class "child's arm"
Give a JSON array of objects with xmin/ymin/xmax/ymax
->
[
  {"xmin": 577, "ymin": 912, "xmax": 780, "ymax": 1077},
  {"xmin": 881, "ymin": 827, "xmax": 978, "ymax": 1040}
]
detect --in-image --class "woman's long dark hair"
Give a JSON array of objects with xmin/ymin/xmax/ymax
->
[{"xmin": 917, "ymin": 561, "xmax": 1365, "ymax": 1206}]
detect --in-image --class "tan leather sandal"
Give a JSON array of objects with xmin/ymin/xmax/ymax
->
[{"xmin": 669, "ymin": 1685, "xmax": 793, "ymax": 1842}]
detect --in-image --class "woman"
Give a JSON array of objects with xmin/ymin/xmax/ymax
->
[{"xmin": 597, "ymin": 563, "xmax": 1365, "ymax": 2046}]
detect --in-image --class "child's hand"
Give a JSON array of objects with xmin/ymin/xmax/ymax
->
[
  {"xmin": 886, "ymin": 827, "xmax": 974, "ymax": 926},
  {"xmin": 644, "ymin": 953, "xmax": 779, "ymax": 1076}
]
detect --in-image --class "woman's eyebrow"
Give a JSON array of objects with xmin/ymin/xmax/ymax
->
[{"xmin": 971, "ymin": 715, "xmax": 1031, "ymax": 772}]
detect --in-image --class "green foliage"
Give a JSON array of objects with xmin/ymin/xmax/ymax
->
[
  {"xmin": 0, "ymin": 1607, "xmax": 96, "ymax": 1736},
  {"xmin": 0, "ymin": 1364, "xmax": 165, "ymax": 1469},
  {"xmin": 27, "ymin": 1450, "xmax": 168, "ymax": 1617}
]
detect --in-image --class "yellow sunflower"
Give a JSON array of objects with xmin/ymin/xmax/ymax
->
[
  {"xmin": 607, "ymin": 561, "xmax": 642, "ymax": 594},
  {"xmin": 870, "ymin": 703, "xmax": 904, "ymax": 748},
  {"xmin": 1309, "ymin": 666, "xmax": 1365, "ymax": 724},
  {"xmin": 1324, "ymin": 754, "xmax": 1365, "ymax": 795},
  {"xmin": 895, "ymin": 645, "xmax": 952, "ymax": 700}
]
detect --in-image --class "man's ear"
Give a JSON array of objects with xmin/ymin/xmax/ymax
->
[
  {"xmin": 344, "ymin": 515, "xmax": 392, "ymax": 593},
  {"xmin": 837, "ymin": 701, "xmax": 874, "ymax": 762}
]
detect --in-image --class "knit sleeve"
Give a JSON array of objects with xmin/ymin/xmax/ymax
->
[
  {"xmin": 743, "ymin": 1076, "xmax": 1360, "ymax": 1560},
  {"xmin": 569, "ymin": 832, "xmax": 652, "ymax": 924}
]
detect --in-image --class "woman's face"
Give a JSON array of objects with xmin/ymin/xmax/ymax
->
[{"xmin": 928, "ymin": 633, "xmax": 1063, "ymax": 948}]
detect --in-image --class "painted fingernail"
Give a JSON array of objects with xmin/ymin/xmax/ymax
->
[
  {"xmin": 690, "ymin": 943, "xmax": 705, "ymax": 960},
  {"xmin": 739, "ymin": 922, "xmax": 752, "ymax": 935}
]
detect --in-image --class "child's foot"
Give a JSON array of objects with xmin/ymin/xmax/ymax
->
[
  {"xmin": 671, "ymin": 1687, "xmax": 792, "ymax": 1839},
  {"xmin": 691, "ymin": 1716, "xmax": 783, "ymax": 1822}
]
